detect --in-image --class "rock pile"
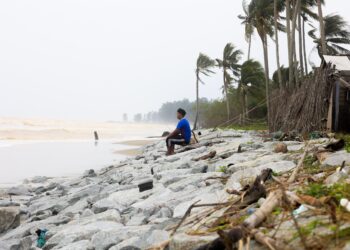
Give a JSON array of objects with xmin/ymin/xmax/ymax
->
[{"xmin": 0, "ymin": 130, "xmax": 349, "ymax": 250}]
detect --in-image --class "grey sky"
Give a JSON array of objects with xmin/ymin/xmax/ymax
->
[{"xmin": 0, "ymin": 0, "xmax": 348, "ymax": 121}]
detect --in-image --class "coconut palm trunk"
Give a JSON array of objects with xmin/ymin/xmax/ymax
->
[
  {"xmin": 223, "ymin": 70, "xmax": 231, "ymax": 121},
  {"xmin": 247, "ymin": 36, "xmax": 252, "ymax": 60},
  {"xmin": 291, "ymin": 0, "xmax": 301, "ymax": 86},
  {"xmin": 317, "ymin": 0, "xmax": 327, "ymax": 55},
  {"xmin": 298, "ymin": 13, "xmax": 304, "ymax": 78},
  {"xmin": 193, "ymin": 71, "xmax": 200, "ymax": 130},
  {"xmin": 260, "ymin": 32, "xmax": 270, "ymax": 126},
  {"xmin": 302, "ymin": 18, "xmax": 308, "ymax": 74},
  {"xmin": 245, "ymin": 91, "xmax": 248, "ymax": 119},
  {"xmin": 286, "ymin": 0, "xmax": 294, "ymax": 88},
  {"xmin": 274, "ymin": 0, "xmax": 282, "ymax": 88}
]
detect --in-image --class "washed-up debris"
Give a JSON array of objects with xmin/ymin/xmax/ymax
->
[
  {"xmin": 138, "ymin": 179, "xmax": 153, "ymax": 192},
  {"xmin": 176, "ymin": 140, "xmax": 225, "ymax": 153},
  {"xmin": 192, "ymin": 151, "xmax": 216, "ymax": 161},
  {"xmin": 293, "ymin": 204, "xmax": 308, "ymax": 217},
  {"xmin": 340, "ymin": 198, "xmax": 350, "ymax": 212},
  {"xmin": 36, "ymin": 229, "xmax": 47, "ymax": 248},
  {"xmin": 325, "ymin": 138, "xmax": 345, "ymax": 151}
]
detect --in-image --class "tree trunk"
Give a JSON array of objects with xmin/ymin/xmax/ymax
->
[
  {"xmin": 302, "ymin": 18, "xmax": 309, "ymax": 74},
  {"xmin": 317, "ymin": 0, "xmax": 327, "ymax": 55},
  {"xmin": 223, "ymin": 69, "xmax": 230, "ymax": 121},
  {"xmin": 286, "ymin": 0, "xmax": 293, "ymax": 88},
  {"xmin": 193, "ymin": 71, "xmax": 199, "ymax": 130},
  {"xmin": 274, "ymin": 0, "xmax": 282, "ymax": 88},
  {"xmin": 261, "ymin": 33, "xmax": 270, "ymax": 127},
  {"xmin": 247, "ymin": 35, "xmax": 252, "ymax": 60},
  {"xmin": 245, "ymin": 90, "xmax": 249, "ymax": 119},
  {"xmin": 242, "ymin": 88, "xmax": 247, "ymax": 124},
  {"xmin": 298, "ymin": 12, "xmax": 304, "ymax": 78},
  {"xmin": 291, "ymin": 0, "xmax": 301, "ymax": 87}
]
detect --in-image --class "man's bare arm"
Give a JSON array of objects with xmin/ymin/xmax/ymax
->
[{"xmin": 167, "ymin": 129, "xmax": 180, "ymax": 139}]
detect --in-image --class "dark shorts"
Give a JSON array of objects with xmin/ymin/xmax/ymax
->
[{"xmin": 166, "ymin": 135, "xmax": 189, "ymax": 147}]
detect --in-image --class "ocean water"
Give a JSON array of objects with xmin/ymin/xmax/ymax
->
[{"xmin": 0, "ymin": 140, "xmax": 136, "ymax": 186}]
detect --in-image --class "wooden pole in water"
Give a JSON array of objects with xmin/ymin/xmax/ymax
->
[{"xmin": 94, "ymin": 131, "xmax": 99, "ymax": 141}]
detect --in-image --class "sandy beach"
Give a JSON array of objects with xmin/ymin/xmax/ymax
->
[{"xmin": 0, "ymin": 118, "xmax": 168, "ymax": 185}]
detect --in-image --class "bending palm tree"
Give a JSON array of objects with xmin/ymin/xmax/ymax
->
[
  {"xmin": 238, "ymin": 59, "xmax": 265, "ymax": 122},
  {"xmin": 243, "ymin": 0, "xmax": 283, "ymax": 125},
  {"xmin": 309, "ymin": 14, "xmax": 350, "ymax": 57},
  {"xmin": 216, "ymin": 43, "xmax": 242, "ymax": 121},
  {"xmin": 193, "ymin": 53, "xmax": 216, "ymax": 130}
]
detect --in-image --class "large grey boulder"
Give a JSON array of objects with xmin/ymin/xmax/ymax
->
[
  {"xmin": 45, "ymin": 221, "xmax": 123, "ymax": 249},
  {"xmin": 55, "ymin": 240, "xmax": 90, "ymax": 250},
  {"xmin": 92, "ymin": 198, "xmax": 125, "ymax": 214},
  {"xmin": 325, "ymin": 171, "xmax": 349, "ymax": 186},
  {"xmin": 90, "ymin": 229, "xmax": 127, "ymax": 250},
  {"xmin": 169, "ymin": 233, "xmax": 217, "ymax": 250},
  {"xmin": 126, "ymin": 214, "xmax": 147, "ymax": 226},
  {"xmin": 7, "ymin": 186, "xmax": 31, "ymax": 196},
  {"xmin": 0, "ymin": 236, "xmax": 32, "ymax": 250},
  {"xmin": 322, "ymin": 150, "xmax": 350, "ymax": 167},
  {"xmin": 146, "ymin": 230, "xmax": 170, "ymax": 247},
  {"xmin": 0, "ymin": 207, "xmax": 21, "ymax": 233}
]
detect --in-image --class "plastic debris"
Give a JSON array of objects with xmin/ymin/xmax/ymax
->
[
  {"xmin": 36, "ymin": 229, "xmax": 48, "ymax": 248},
  {"xmin": 293, "ymin": 205, "xmax": 308, "ymax": 217},
  {"xmin": 247, "ymin": 207, "xmax": 256, "ymax": 215},
  {"xmin": 340, "ymin": 198, "xmax": 350, "ymax": 212}
]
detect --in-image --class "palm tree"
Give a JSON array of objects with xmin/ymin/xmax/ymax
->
[
  {"xmin": 216, "ymin": 43, "xmax": 242, "ymax": 121},
  {"xmin": 239, "ymin": 0, "xmax": 254, "ymax": 60},
  {"xmin": 244, "ymin": 0, "xmax": 283, "ymax": 125},
  {"xmin": 317, "ymin": 0, "xmax": 327, "ymax": 55},
  {"xmin": 309, "ymin": 14, "xmax": 350, "ymax": 58},
  {"xmin": 238, "ymin": 60, "xmax": 265, "ymax": 122},
  {"xmin": 193, "ymin": 53, "xmax": 216, "ymax": 130}
]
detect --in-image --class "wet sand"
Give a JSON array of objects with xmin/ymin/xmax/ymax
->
[{"xmin": 114, "ymin": 139, "xmax": 160, "ymax": 156}]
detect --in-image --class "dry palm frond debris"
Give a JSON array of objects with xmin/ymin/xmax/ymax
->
[{"xmin": 164, "ymin": 139, "xmax": 350, "ymax": 250}]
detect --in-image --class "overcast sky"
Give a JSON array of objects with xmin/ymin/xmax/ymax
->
[{"xmin": 0, "ymin": 0, "xmax": 348, "ymax": 121}]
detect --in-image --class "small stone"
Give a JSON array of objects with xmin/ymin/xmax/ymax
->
[{"xmin": 274, "ymin": 143, "xmax": 288, "ymax": 153}]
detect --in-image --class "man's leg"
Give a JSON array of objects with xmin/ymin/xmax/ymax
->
[{"xmin": 166, "ymin": 135, "xmax": 185, "ymax": 155}]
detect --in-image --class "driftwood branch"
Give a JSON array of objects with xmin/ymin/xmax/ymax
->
[
  {"xmin": 250, "ymin": 229, "xmax": 290, "ymax": 250},
  {"xmin": 288, "ymin": 143, "xmax": 308, "ymax": 183},
  {"xmin": 170, "ymin": 201, "xmax": 233, "ymax": 236},
  {"xmin": 243, "ymin": 190, "xmax": 283, "ymax": 229},
  {"xmin": 192, "ymin": 151, "xmax": 216, "ymax": 161}
]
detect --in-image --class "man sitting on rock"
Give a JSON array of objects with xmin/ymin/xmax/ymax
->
[{"xmin": 166, "ymin": 108, "xmax": 192, "ymax": 155}]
